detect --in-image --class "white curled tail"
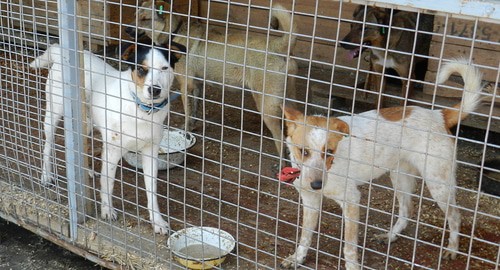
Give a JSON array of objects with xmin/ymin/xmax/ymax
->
[{"xmin": 438, "ymin": 58, "xmax": 483, "ymax": 129}]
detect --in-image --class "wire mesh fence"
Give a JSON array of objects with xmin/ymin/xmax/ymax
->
[{"xmin": 0, "ymin": 0, "xmax": 499, "ymax": 269}]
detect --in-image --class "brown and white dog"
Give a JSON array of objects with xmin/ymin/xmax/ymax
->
[
  {"xmin": 125, "ymin": 0, "xmax": 298, "ymax": 155},
  {"xmin": 280, "ymin": 59, "xmax": 484, "ymax": 269},
  {"xmin": 341, "ymin": 6, "xmax": 433, "ymax": 107}
]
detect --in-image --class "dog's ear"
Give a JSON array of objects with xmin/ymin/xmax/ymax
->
[
  {"xmin": 121, "ymin": 44, "xmax": 137, "ymax": 62},
  {"xmin": 352, "ymin": 5, "xmax": 365, "ymax": 18},
  {"xmin": 329, "ymin": 118, "xmax": 350, "ymax": 137},
  {"xmin": 371, "ymin": 7, "xmax": 389, "ymax": 24},
  {"xmin": 283, "ymin": 106, "xmax": 304, "ymax": 135},
  {"xmin": 168, "ymin": 42, "xmax": 186, "ymax": 65}
]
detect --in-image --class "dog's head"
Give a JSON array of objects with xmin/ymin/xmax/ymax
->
[
  {"xmin": 121, "ymin": 41, "xmax": 186, "ymax": 104},
  {"xmin": 125, "ymin": 0, "xmax": 179, "ymax": 45},
  {"xmin": 341, "ymin": 6, "xmax": 389, "ymax": 59},
  {"xmin": 283, "ymin": 106, "xmax": 349, "ymax": 190}
]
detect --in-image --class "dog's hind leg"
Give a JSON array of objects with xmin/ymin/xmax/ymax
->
[
  {"xmin": 253, "ymin": 91, "xmax": 285, "ymax": 157},
  {"xmin": 40, "ymin": 82, "xmax": 64, "ymax": 186},
  {"xmin": 281, "ymin": 191, "xmax": 322, "ymax": 269},
  {"xmin": 421, "ymin": 161, "xmax": 461, "ymax": 260},
  {"xmin": 141, "ymin": 144, "xmax": 169, "ymax": 234},
  {"xmin": 177, "ymin": 68, "xmax": 197, "ymax": 131},
  {"xmin": 252, "ymin": 74, "xmax": 288, "ymax": 156},
  {"xmin": 375, "ymin": 162, "xmax": 416, "ymax": 243},
  {"xmin": 99, "ymin": 144, "xmax": 123, "ymax": 221},
  {"xmin": 41, "ymin": 102, "xmax": 63, "ymax": 185}
]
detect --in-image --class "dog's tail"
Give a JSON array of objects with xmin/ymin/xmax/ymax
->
[
  {"xmin": 270, "ymin": 4, "xmax": 297, "ymax": 54},
  {"xmin": 29, "ymin": 43, "xmax": 61, "ymax": 69},
  {"xmin": 437, "ymin": 58, "xmax": 484, "ymax": 129}
]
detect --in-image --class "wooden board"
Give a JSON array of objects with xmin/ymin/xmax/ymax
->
[
  {"xmin": 424, "ymin": 41, "xmax": 500, "ymax": 96},
  {"xmin": 432, "ymin": 15, "xmax": 500, "ymax": 51},
  {"xmin": 425, "ymin": 15, "xmax": 500, "ymax": 97},
  {"xmin": 7, "ymin": 0, "xmax": 108, "ymax": 45},
  {"xmin": 426, "ymin": 41, "xmax": 500, "ymax": 80}
]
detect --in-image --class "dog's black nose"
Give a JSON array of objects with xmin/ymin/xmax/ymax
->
[
  {"xmin": 340, "ymin": 39, "xmax": 357, "ymax": 50},
  {"xmin": 310, "ymin": 180, "xmax": 322, "ymax": 190},
  {"xmin": 149, "ymin": 86, "xmax": 162, "ymax": 98}
]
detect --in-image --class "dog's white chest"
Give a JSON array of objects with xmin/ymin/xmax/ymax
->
[{"xmin": 372, "ymin": 53, "xmax": 396, "ymax": 69}]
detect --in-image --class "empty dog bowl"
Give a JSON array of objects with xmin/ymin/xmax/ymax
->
[
  {"xmin": 479, "ymin": 159, "xmax": 500, "ymax": 196},
  {"xmin": 123, "ymin": 127, "xmax": 196, "ymax": 170},
  {"xmin": 167, "ymin": 227, "xmax": 236, "ymax": 269}
]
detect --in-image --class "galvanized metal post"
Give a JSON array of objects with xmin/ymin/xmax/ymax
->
[{"xmin": 57, "ymin": 0, "xmax": 86, "ymax": 240}]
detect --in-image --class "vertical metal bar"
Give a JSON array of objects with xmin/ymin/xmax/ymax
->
[{"xmin": 57, "ymin": 0, "xmax": 86, "ymax": 240}]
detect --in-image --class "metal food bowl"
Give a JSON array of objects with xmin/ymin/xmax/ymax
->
[
  {"xmin": 123, "ymin": 128, "xmax": 196, "ymax": 170},
  {"xmin": 167, "ymin": 227, "xmax": 236, "ymax": 270}
]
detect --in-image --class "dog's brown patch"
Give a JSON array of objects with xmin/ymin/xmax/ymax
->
[
  {"xmin": 283, "ymin": 106, "xmax": 349, "ymax": 169},
  {"xmin": 131, "ymin": 67, "xmax": 147, "ymax": 89},
  {"xmin": 379, "ymin": 107, "xmax": 413, "ymax": 121},
  {"xmin": 442, "ymin": 103, "xmax": 464, "ymax": 130}
]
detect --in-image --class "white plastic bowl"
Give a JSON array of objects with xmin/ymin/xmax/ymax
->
[
  {"xmin": 167, "ymin": 227, "xmax": 236, "ymax": 269},
  {"xmin": 123, "ymin": 128, "xmax": 196, "ymax": 170}
]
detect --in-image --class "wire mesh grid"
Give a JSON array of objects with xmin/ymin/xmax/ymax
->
[{"xmin": 0, "ymin": 0, "xmax": 499, "ymax": 269}]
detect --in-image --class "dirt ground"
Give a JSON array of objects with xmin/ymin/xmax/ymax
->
[
  {"xmin": 0, "ymin": 219, "xmax": 101, "ymax": 270},
  {"xmin": 0, "ymin": 44, "xmax": 499, "ymax": 270}
]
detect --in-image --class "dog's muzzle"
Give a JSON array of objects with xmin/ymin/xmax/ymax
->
[{"xmin": 340, "ymin": 39, "xmax": 358, "ymax": 50}]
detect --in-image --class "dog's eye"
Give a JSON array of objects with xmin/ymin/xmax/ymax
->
[
  {"xmin": 326, "ymin": 149, "xmax": 334, "ymax": 156},
  {"xmin": 302, "ymin": 148, "xmax": 309, "ymax": 157},
  {"xmin": 136, "ymin": 66, "xmax": 147, "ymax": 75},
  {"xmin": 161, "ymin": 66, "xmax": 169, "ymax": 71}
]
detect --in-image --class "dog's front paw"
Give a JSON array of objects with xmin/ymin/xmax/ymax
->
[
  {"xmin": 442, "ymin": 250, "xmax": 457, "ymax": 260},
  {"xmin": 101, "ymin": 205, "xmax": 117, "ymax": 221},
  {"xmin": 280, "ymin": 253, "xmax": 305, "ymax": 269},
  {"xmin": 40, "ymin": 171, "xmax": 54, "ymax": 186},
  {"xmin": 373, "ymin": 232, "xmax": 397, "ymax": 244},
  {"xmin": 152, "ymin": 218, "xmax": 170, "ymax": 235}
]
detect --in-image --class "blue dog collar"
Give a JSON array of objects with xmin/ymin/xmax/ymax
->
[{"xmin": 130, "ymin": 91, "xmax": 180, "ymax": 114}]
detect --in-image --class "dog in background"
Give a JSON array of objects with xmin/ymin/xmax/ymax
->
[
  {"xmin": 30, "ymin": 42, "xmax": 185, "ymax": 234},
  {"xmin": 341, "ymin": 6, "xmax": 433, "ymax": 107},
  {"xmin": 125, "ymin": 0, "xmax": 298, "ymax": 155},
  {"xmin": 280, "ymin": 59, "xmax": 483, "ymax": 269}
]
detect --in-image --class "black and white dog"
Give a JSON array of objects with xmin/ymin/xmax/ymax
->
[{"xmin": 30, "ymin": 42, "xmax": 185, "ymax": 234}]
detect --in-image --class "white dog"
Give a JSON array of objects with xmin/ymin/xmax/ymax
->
[
  {"xmin": 280, "ymin": 59, "xmax": 484, "ymax": 269},
  {"xmin": 30, "ymin": 42, "xmax": 184, "ymax": 234}
]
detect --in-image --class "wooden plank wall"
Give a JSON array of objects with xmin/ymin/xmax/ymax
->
[
  {"xmin": 424, "ymin": 15, "xmax": 500, "ymax": 97},
  {"xmin": 7, "ymin": 0, "xmax": 108, "ymax": 46}
]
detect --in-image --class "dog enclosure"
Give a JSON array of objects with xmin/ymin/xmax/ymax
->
[{"xmin": 1, "ymin": 0, "xmax": 499, "ymax": 269}]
